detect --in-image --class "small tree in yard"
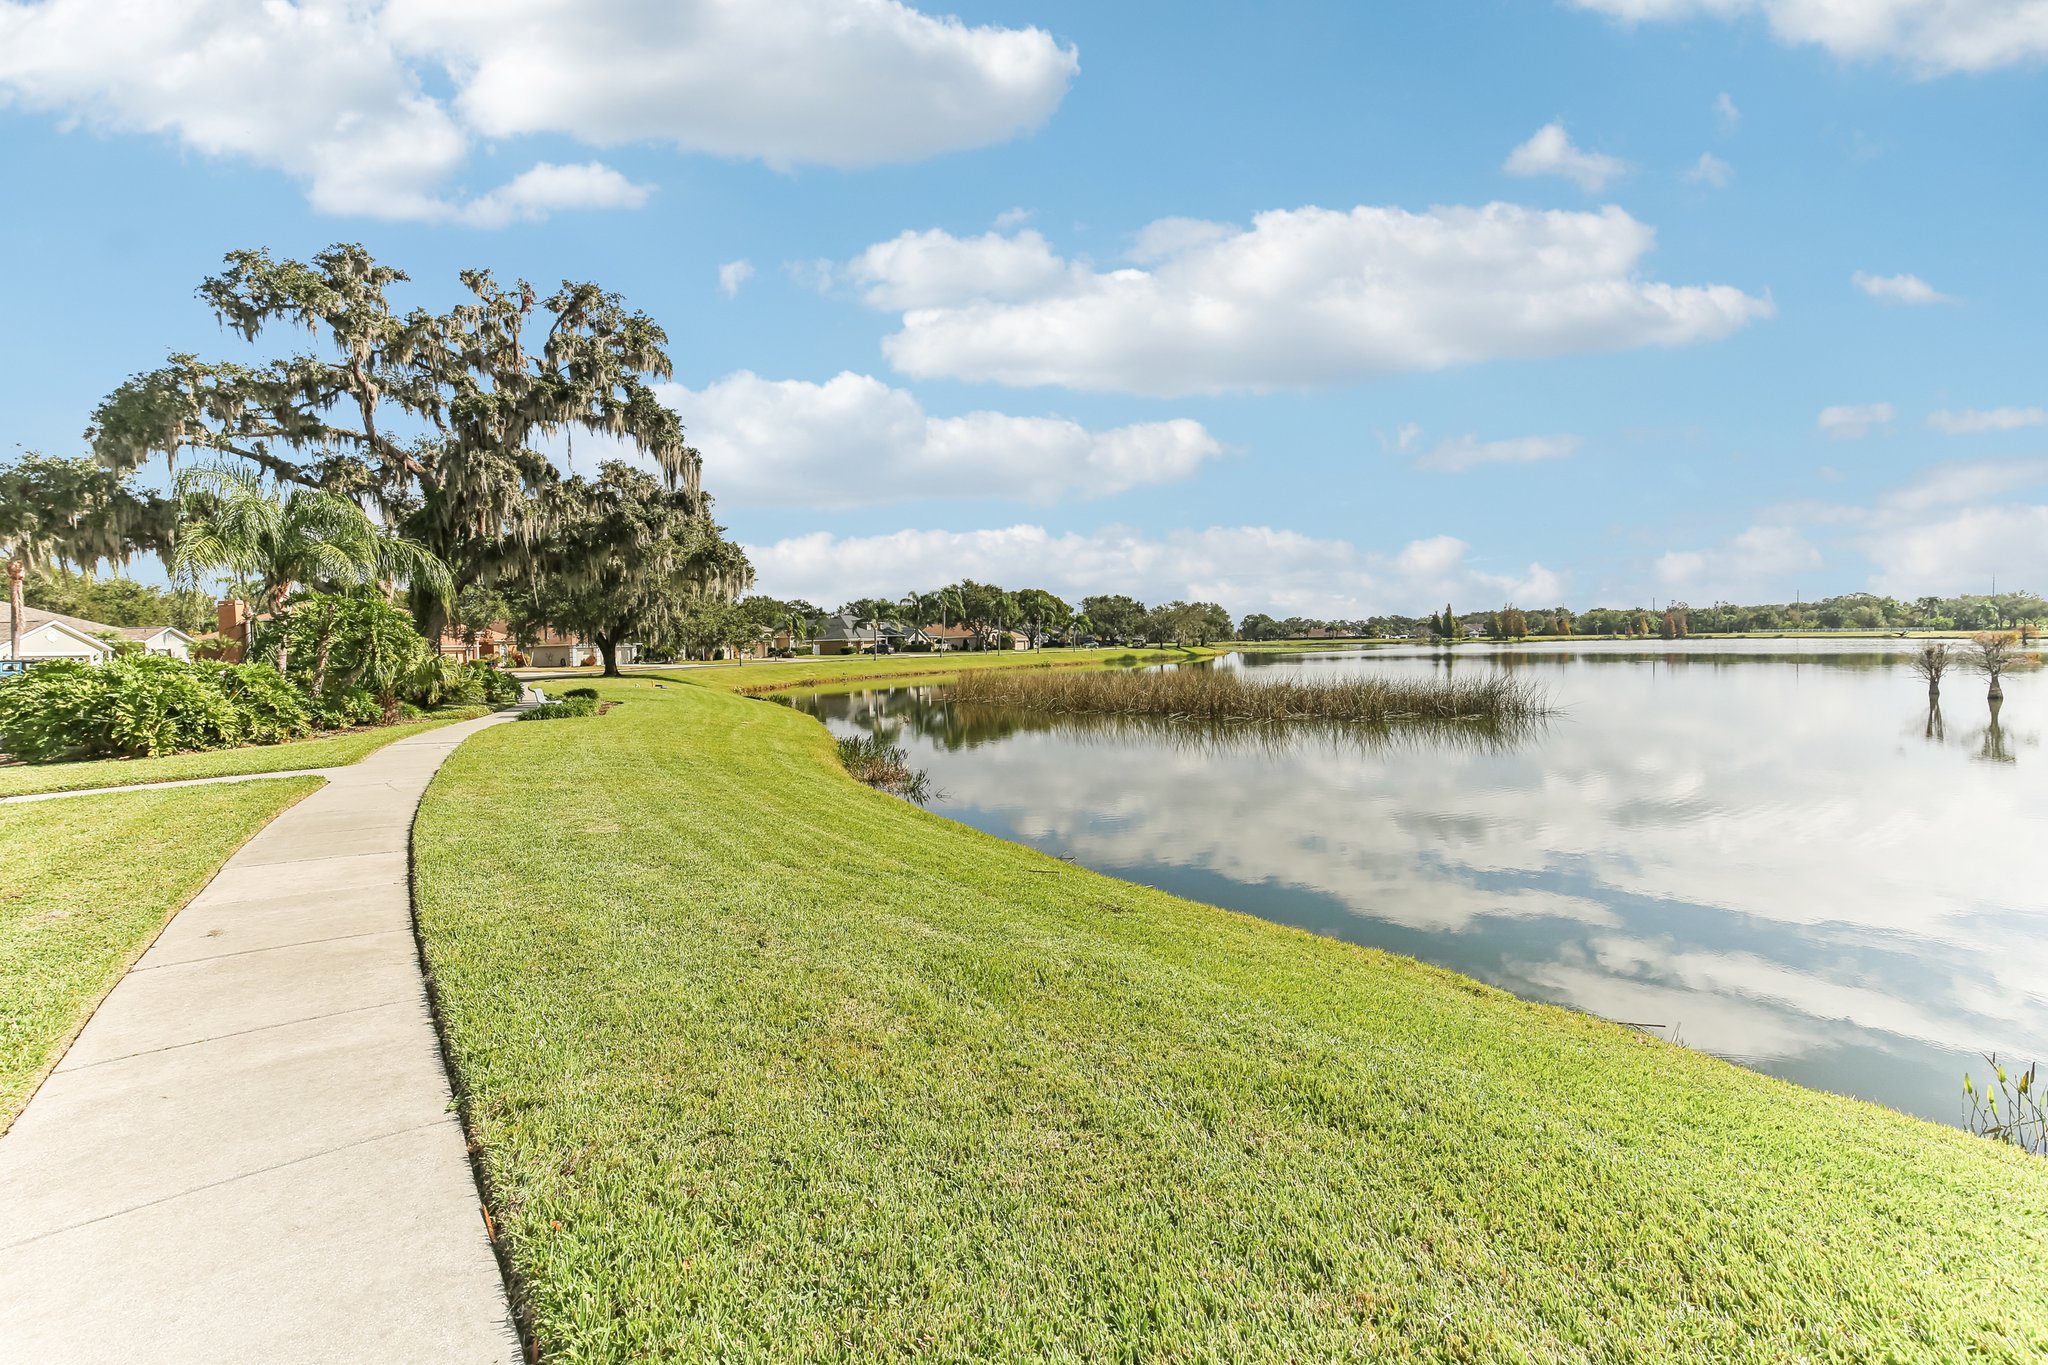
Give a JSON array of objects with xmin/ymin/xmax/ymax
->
[
  {"xmin": 1, "ymin": 453, "xmax": 170, "ymax": 661},
  {"xmin": 1967, "ymin": 631, "xmax": 2022, "ymax": 701},
  {"xmin": 518, "ymin": 462, "xmax": 751, "ymax": 677},
  {"xmin": 1908, "ymin": 642, "xmax": 1953, "ymax": 697}
]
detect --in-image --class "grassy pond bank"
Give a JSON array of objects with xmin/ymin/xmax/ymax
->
[{"xmin": 411, "ymin": 673, "xmax": 2048, "ymax": 1361}]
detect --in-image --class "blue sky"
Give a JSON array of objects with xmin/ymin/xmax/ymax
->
[{"xmin": 3, "ymin": 0, "xmax": 2046, "ymax": 617}]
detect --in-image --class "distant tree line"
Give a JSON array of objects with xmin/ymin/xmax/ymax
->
[
  {"xmin": 704, "ymin": 585, "xmax": 1235, "ymax": 657},
  {"xmin": 1237, "ymin": 590, "xmax": 2048, "ymax": 642}
]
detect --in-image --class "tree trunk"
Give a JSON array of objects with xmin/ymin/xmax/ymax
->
[
  {"xmin": 1989, "ymin": 675, "xmax": 2004, "ymax": 701},
  {"xmin": 7, "ymin": 556, "xmax": 23, "ymax": 662},
  {"xmin": 415, "ymin": 595, "xmax": 451, "ymax": 652},
  {"xmin": 267, "ymin": 585, "xmax": 292, "ymax": 672},
  {"xmin": 597, "ymin": 635, "xmax": 622, "ymax": 677}
]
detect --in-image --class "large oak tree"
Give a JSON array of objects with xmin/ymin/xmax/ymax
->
[
  {"xmin": 515, "ymin": 462, "xmax": 752, "ymax": 676},
  {"xmin": 89, "ymin": 245, "xmax": 720, "ymax": 643}
]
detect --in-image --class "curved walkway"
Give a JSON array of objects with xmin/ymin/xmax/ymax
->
[{"xmin": 0, "ymin": 712, "xmax": 522, "ymax": 1363}]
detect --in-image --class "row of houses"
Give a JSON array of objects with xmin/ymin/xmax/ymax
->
[
  {"xmin": 3, "ymin": 601, "xmax": 1066, "ymax": 673},
  {"xmin": 802, "ymin": 613, "xmax": 1068, "ymax": 655},
  {"xmin": 0, "ymin": 600, "xmax": 622, "ymax": 672},
  {"xmin": 0, "ymin": 605, "xmax": 197, "ymax": 666}
]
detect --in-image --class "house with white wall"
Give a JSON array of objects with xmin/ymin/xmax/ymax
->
[{"xmin": 2, "ymin": 606, "xmax": 196, "ymax": 665}]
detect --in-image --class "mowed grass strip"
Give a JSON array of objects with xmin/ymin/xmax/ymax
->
[
  {"xmin": 413, "ymin": 679, "xmax": 2048, "ymax": 1363},
  {"xmin": 0, "ymin": 778, "xmax": 322, "ymax": 1124},
  {"xmin": 0, "ymin": 706, "xmax": 492, "ymax": 798}
]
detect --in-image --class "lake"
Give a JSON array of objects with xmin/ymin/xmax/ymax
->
[{"xmin": 794, "ymin": 641, "xmax": 2046, "ymax": 1126}]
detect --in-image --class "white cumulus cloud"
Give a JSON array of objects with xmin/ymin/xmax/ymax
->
[
  {"xmin": 746, "ymin": 523, "xmax": 1564, "ymax": 617},
  {"xmin": 456, "ymin": 162, "xmax": 651, "ymax": 228},
  {"xmin": 848, "ymin": 228, "xmax": 1072, "ymax": 309},
  {"xmin": 1413, "ymin": 433, "xmax": 1583, "ymax": 473},
  {"xmin": 0, "ymin": 0, "xmax": 1079, "ymax": 221},
  {"xmin": 1565, "ymin": 0, "xmax": 2048, "ymax": 75},
  {"xmin": 385, "ymin": 0, "xmax": 1076, "ymax": 169},
  {"xmin": 859, "ymin": 205, "xmax": 1773, "ymax": 396},
  {"xmin": 717, "ymin": 259, "xmax": 755, "ymax": 298},
  {"xmin": 1684, "ymin": 152, "xmax": 1734, "ymax": 186},
  {"xmin": 1654, "ymin": 526, "xmax": 1822, "ymax": 601},
  {"xmin": 1503, "ymin": 121, "xmax": 1628, "ymax": 192},
  {"xmin": 1817, "ymin": 402, "xmax": 1895, "ymax": 439},
  {"xmin": 1853, "ymin": 270, "xmax": 1957, "ymax": 305},
  {"xmin": 1865, "ymin": 504, "xmax": 2048, "ymax": 594},
  {"xmin": 662, "ymin": 371, "xmax": 1223, "ymax": 510},
  {"xmin": 1928, "ymin": 406, "xmax": 2048, "ymax": 434},
  {"xmin": 1726, "ymin": 459, "xmax": 2048, "ymax": 597}
]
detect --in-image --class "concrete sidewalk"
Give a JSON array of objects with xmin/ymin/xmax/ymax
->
[{"xmin": 0, "ymin": 713, "xmax": 522, "ymax": 1363}]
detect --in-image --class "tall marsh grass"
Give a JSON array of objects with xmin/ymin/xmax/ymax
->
[{"xmin": 947, "ymin": 666, "xmax": 1551, "ymax": 727}]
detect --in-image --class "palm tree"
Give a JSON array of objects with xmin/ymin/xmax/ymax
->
[
  {"xmin": 171, "ymin": 463, "xmax": 451, "ymax": 665},
  {"xmin": 857, "ymin": 603, "xmax": 886, "ymax": 657}
]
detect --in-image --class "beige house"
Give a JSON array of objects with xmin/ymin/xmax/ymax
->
[
  {"xmin": 526, "ymin": 629, "xmax": 638, "ymax": 669},
  {"xmin": 2, "ymin": 606, "xmax": 196, "ymax": 664}
]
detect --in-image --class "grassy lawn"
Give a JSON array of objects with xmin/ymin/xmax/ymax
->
[
  {"xmin": 413, "ymin": 678, "xmax": 2048, "ymax": 1362},
  {"xmin": 0, "ymin": 778, "xmax": 322, "ymax": 1125},
  {"xmin": 654, "ymin": 645, "xmax": 1211, "ymax": 697},
  {"xmin": 0, "ymin": 706, "xmax": 493, "ymax": 798}
]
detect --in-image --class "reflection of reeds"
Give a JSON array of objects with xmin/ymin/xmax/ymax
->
[{"xmin": 949, "ymin": 666, "xmax": 1553, "ymax": 726}]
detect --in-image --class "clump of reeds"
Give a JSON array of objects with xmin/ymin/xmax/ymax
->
[
  {"xmin": 947, "ymin": 666, "xmax": 1551, "ymax": 727},
  {"xmin": 835, "ymin": 734, "xmax": 933, "ymax": 802}
]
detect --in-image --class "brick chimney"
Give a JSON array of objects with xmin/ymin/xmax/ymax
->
[{"xmin": 216, "ymin": 598, "xmax": 250, "ymax": 644}]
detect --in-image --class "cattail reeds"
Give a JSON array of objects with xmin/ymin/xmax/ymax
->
[{"xmin": 947, "ymin": 666, "xmax": 1552, "ymax": 727}]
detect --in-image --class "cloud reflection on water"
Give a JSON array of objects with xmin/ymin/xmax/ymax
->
[{"xmin": 798, "ymin": 645, "xmax": 2047, "ymax": 1122}]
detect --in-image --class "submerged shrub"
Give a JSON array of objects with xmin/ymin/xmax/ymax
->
[
  {"xmin": 1965, "ymin": 1055, "xmax": 2046, "ymax": 1156},
  {"xmin": 835, "ymin": 733, "xmax": 933, "ymax": 803}
]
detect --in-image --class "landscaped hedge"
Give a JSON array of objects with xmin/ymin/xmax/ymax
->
[
  {"xmin": 0, "ymin": 656, "xmax": 312, "ymax": 762},
  {"xmin": 516, "ymin": 696, "xmax": 601, "ymax": 721},
  {"xmin": 0, "ymin": 592, "xmax": 525, "ymax": 765}
]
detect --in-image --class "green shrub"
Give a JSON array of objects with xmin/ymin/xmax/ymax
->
[
  {"xmin": 468, "ymin": 660, "xmax": 522, "ymax": 706},
  {"xmin": 262, "ymin": 591, "xmax": 432, "ymax": 724},
  {"xmin": 562, "ymin": 686, "xmax": 599, "ymax": 700},
  {"xmin": 0, "ymin": 656, "xmax": 301, "ymax": 762},
  {"xmin": 215, "ymin": 662, "xmax": 312, "ymax": 745},
  {"xmin": 308, "ymin": 686, "xmax": 381, "ymax": 730},
  {"xmin": 403, "ymin": 656, "xmax": 487, "ymax": 710},
  {"xmin": 517, "ymin": 697, "xmax": 601, "ymax": 722}
]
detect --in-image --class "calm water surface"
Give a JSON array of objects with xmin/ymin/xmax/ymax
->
[{"xmin": 795, "ymin": 641, "xmax": 2046, "ymax": 1124}]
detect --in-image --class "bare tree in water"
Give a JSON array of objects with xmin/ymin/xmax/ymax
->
[
  {"xmin": 1967, "ymin": 631, "xmax": 2022, "ymax": 701},
  {"xmin": 1907, "ymin": 641, "xmax": 1953, "ymax": 698}
]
